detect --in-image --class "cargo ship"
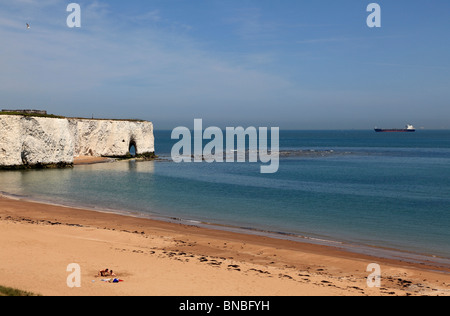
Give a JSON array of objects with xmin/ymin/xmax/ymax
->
[{"xmin": 374, "ymin": 124, "xmax": 415, "ymax": 133}]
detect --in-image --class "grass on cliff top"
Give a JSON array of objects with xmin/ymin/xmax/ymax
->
[
  {"xmin": 69, "ymin": 117, "xmax": 148, "ymax": 122},
  {"xmin": 0, "ymin": 285, "xmax": 41, "ymax": 296},
  {"xmin": 0, "ymin": 112, "xmax": 147, "ymax": 122},
  {"xmin": 0, "ymin": 111, "xmax": 65, "ymax": 119}
]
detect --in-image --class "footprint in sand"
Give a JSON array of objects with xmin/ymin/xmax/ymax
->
[{"xmin": 228, "ymin": 264, "xmax": 241, "ymax": 271}]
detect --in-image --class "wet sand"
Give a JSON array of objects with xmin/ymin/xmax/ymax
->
[
  {"xmin": 0, "ymin": 195, "xmax": 449, "ymax": 296},
  {"xmin": 73, "ymin": 156, "xmax": 112, "ymax": 165}
]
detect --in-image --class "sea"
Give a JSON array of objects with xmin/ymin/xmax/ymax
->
[{"xmin": 1, "ymin": 130, "xmax": 449, "ymax": 267}]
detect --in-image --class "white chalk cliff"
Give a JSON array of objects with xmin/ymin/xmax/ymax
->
[{"xmin": 0, "ymin": 115, "xmax": 155, "ymax": 168}]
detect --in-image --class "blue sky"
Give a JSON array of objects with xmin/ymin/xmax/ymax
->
[{"xmin": 0, "ymin": 0, "xmax": 449, "ymax": 129}]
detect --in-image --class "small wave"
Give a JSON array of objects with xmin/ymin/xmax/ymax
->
[
  {"xmin": 0, "ymin": 191, "xmax": 29, "ymax": 200},
  {"xmin": 278, "ymin": 149, "xmax": 352, "ymax": 158}
]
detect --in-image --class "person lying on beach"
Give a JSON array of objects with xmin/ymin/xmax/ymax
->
[
  {"xmin": 100, "ymin": 278, "xmax": 123, "ymax": 283},
  {"xmin": 98, "ymin": 269, "xmax": 110, "ymax": 277},
  {"xmin": 109, "ymin": 278, "xmax": 122, "ymax": 283}
]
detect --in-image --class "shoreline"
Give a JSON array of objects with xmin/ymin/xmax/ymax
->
[
  {"xmin": 2, "ymin": 187, "xmax": 449, "ymax": 272},
  {"xmin": 0, "ymin": 194, "xmax": 449, "ymax": 296},
  {"xmin": 2, "ymin": 183, "xmax": 450, "ymax": 272}
]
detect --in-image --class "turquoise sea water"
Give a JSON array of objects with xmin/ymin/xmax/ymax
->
[{"xmin": 1, "ymin": 130, "xmax": 449, "ymax": 266}]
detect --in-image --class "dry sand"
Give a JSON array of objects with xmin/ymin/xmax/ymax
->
[{"xmin": 0, "ymin": 195, "xmax": 449, "ymax": 296}]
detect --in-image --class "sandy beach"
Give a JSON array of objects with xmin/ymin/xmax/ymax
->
[
  {"xmin": 73, "ymin": 156, "xmax": 113, "ymax": 165},
  {"xmin": 0, "ymin": 195, "xmax": 448, "ymax": 296}
]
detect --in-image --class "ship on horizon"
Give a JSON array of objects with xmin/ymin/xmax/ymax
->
[{"xmin": 374, "ymin": 124, "xmax": 416, "ymax": 133}]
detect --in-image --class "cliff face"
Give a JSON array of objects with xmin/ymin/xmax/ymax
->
[
  {"xmin": 69, "ymin": 119, "xmax": 154, "ymax": 158},
  {"xmin": 0, "ymin": 115, "xmax": 154, "ymax": 169},
  {"xmin": 0, "ymin": 116, "xmax": 74, "ymax": 168}
]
